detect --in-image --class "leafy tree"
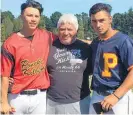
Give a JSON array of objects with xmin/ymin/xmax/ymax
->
[
  {"xmin": 13, "ymin": 16, "xmax": 23, "ymax": 32},
  {"xmin": 1, "ymin": 11, "xmax": 14, "ymax": 23},
  {"xmin": 76, "ymin": 14, "xmax": 84, "ymax": 39},
  {"xmin": 50, "ymin": 12, "xmax": 62, "ymax": 28},
  {"xmin": 2, "ymin": 16, "xmax": 14, "ymax": 39},
  {"xmin": 52, "ymin": 28, "xmax": 58, "ymax": 35},
  {"xmin": 1, "ymin": 8, "xmax": 133, "ymax": 41},
  {"xmin": 126, "ymin": 8, "xmax": 133, "ymax": 37},
  {"xmin": 81, "ymin": 12, "xmax": 89, "ymax": 39},
  {"xmin": 1, "ymin": 24, "xmax": 6, "ymax": 42},
  {"xmin": 113, "ymin": 13, "xmax": 124, "ymax": 31},
  {"xmin": 38, "ymin": 15, "xmax": 46, "ymax": 29},
  {"xmin": 44, "ymin": 16, "xmax": 54, "ymax": 31},
  {"xmin": 87, "ymin": 17, "xmax": 98, "ymax": 40},
  {"xmin": 113, "ymin": 8, "xmax": 133, "ymax": 38}
]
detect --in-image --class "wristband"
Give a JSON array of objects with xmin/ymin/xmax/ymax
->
[{"xmin": 112, "ymin": 92, "xmax": 120, "ymax": 100}]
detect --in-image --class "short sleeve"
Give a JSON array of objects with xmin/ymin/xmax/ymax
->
[
  {"xmin": 120, "ymin": 37, "xmax": 133, "ymax": 71},
  {"xmin": 1, "ymin": 42, "xmax": 15, "ymax": 77}
]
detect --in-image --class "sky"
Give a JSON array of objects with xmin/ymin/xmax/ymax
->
[{"xmin": 1, "ymin": 0, "xmax": 133, "ymax": 18}]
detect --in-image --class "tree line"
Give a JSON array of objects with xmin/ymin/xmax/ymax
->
[{"xmin": 1, "ymin": 8, "xmax": 133, "ymax": 42}]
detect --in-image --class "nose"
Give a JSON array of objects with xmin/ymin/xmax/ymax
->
[
  {"xmin": 31, "ymin": 16, "xmax": 36, "ymax": 22},
  {"xmin": 96, "ymin": 21, "xmax": 101, "ymax": 28},
  {"xmin": 64, "ymin": 30, "xmax": 68, "ymax": 35}
]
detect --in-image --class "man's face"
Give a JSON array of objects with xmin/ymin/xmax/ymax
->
[
  {"xmin": 90, "ymin": 10, "xmax": 112, "ymax": 36},
  {"xmin": 58, "ymin": 23, "xmax": 77, "ymax": 45},
  {"xmin": 21, "ymin": 7, "xmax": 40, "ymax": 30}
]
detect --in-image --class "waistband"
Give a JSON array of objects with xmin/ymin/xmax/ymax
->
[{"xmin": 19, "ymin": 89, "xmax": 46, "ymax": 95}]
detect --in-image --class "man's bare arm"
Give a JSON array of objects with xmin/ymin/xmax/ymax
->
[
  {"xmin": 1, "ymin": 77, "xmax": 14, "ymax": 114},
  {"xmin": 101, "ymin": 67, "xmax": 133, "ymax": 111},
  {"xmin": 1, "ymin": 77, "xmax": 9, "ymax": 103},
  {"xmin": 114, "ymin": 67, "xmax": 133, "ymax": 98}
]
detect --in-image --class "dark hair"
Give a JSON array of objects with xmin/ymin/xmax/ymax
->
[
  {"xmin": 21, "ymin": 0, "xmax": 43, "ymax": 15},
  {"xmin": 89, "ymin": 3, "xmax": 112, "ymax": 17}
]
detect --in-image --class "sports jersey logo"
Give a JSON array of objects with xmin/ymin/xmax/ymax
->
[
  {"xmin": 21, "ymin": 59, "xmax": 45, "ymax": 76},
  {"xmin": 102, "ymin": 53, "xmax": 118, "ymax": 77}
]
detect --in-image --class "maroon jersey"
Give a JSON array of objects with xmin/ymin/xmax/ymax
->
[{"xmin": 1, "ymin": 28, "xmax": 56, "ymax": 94}]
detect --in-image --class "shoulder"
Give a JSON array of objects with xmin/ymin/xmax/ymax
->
[
  {"xmin": 3, "ymin": 33, "xmax": 18, "ymax": 47},
  {"xmin": 90, "ymin": 37, "xmax": 99, "ymax": 48},
  {"xmin": 2, "ymin": 33, "xmax": 18, "ymax": 53},
  {"xmin": 117, "ymin": 32, "xmax": 133, "ymax": 46},
  {"xmin": 116, "ymin": 32, "xmax": 132, "ymax": 41},
  {"xmin": 76, "ymin": 39, "xmax": 90, "ymax": 47},
  {"xmin": 76, "ymin": 39, "xmax": 91, "ymax": 52},
  {"xmin": 38, "ymin": 28, "xmax": 58, "ymax": 41}
]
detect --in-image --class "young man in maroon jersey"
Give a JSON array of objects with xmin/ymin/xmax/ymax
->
[{"xmin": 1, "ymin": 0, "xmax": 56, "ymax": 114}]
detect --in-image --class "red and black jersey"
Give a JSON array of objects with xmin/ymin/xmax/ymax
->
[{"xmin": 1, "ymin": 28, "xmax": 57, "ymax": 94}]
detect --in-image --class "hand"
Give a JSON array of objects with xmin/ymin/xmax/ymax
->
[
  {"xmin": 101, "ymin": 94, "xmax": 119, "ymax": 111},
  {"xmin": 9, "ymin": 77, "xmax": 14, "ymax": 85},
  {"xmin": 1, "ymin": 102, "xmax": 15, "ymax": 114}
]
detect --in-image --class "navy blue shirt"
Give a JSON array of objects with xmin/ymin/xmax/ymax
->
[{"xmin": 91, "ymin": 32, "xmax": 133, "ymax": 91}]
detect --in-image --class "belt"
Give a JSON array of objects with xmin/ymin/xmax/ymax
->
[{"xmin": 20, "ymin": 89, "xmax": 46, "ymax": 95}]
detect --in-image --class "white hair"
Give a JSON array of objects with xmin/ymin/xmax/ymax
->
[{"xmin": 57, "ymin": 14, "xmax": 79, "ymax": 31}]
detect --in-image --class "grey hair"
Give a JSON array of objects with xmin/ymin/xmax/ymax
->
[{"xmin": 57, "ymin": 14, "xmax": 79, "ymax": 31}]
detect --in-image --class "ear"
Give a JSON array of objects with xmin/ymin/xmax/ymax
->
[
  {"xmin": 109, "ymin": 16, "xmax": 113, "ymax": 24},
  {"xmin": 90, "ymin": 18, "xmax": 94, "ymax": 27}
]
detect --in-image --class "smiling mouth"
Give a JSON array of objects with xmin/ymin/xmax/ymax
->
[{"xmin": 30, "ymin": 23, "xmax": 36, "ymax": 25}]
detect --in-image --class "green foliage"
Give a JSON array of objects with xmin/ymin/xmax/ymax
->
[
  {"xmin": 81, "ymin": 12, "xmax": 89, "ymax": 39},
  {"xmin": 50, "ymin": 12, "xmax": 62, "ymax": 28},
  {"xmin": 13, "ymin": 16, "xmax": 23, "ymax": 32},
  {"xmin": 76, "ymin": 13, "xmax": 97, "ymax": 40},
  {"xmin": 52, "ymin": 28, "xmax": 58, "ymax": 35},
  {"xmin": 113, "ymin": 8, "xmax": 133, "ymax": 38},
  {"xmin": 87, "ymin": 18, "xmax": 98, "ymax": 40},
  {"xmin": 76, "ymin": 14, "xmax": 84, "ymax": 39},
  {"xmin": 1, "ymin": 11, "xmax": 14, "ymax": 41},
  {"xmin": 38, "ymin": 15, "xmax": 46, "ymax": 29},
  {"xmin": 44, "ymin": 16, "xmax": 54, "ymax": 31},
  {"xmin": 2, "ymin": 16, "xmax": 14, "ymax": 40},
  {"xmin": 1, "ymin": 11, "xmax": 14, "ymax": 23},
  {"xmin": 1, "ymin": 8, "xmax": 133, "ymax": 41},
  {"xmin": 1, "ymin": 24, "xmax": 6, "ymax": 42}
]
